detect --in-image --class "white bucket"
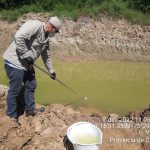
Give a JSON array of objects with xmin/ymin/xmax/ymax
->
[{"xmin": 67, "ymin": 122, "xmax": 102, "ymax": 150}]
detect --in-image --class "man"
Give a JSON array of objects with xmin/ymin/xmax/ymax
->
[{"xmin": 3, "ymin": 16, "xmax": 61, "ymax": 123}]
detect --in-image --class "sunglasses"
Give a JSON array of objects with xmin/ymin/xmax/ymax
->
[{"xmin": 55, "ymin": 28, "xmax": 59, "ymax": 33}]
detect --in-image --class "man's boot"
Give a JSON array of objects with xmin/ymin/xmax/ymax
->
[{"xmin": 25, "ymin": 107, "xmax": 45, "ymax": 117}]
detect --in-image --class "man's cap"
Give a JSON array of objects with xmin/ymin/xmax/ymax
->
[{"xmin": 49, "ymin": 16, "xmax": 62, "ymax": 32}]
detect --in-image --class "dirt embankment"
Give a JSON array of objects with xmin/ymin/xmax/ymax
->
[
  {"xmin": 0, "ymin": 85, "xmax": 149, "ymax": 150},
  {"xmin": 0, "ymin": 13, "xmax": 150, "ymax": 62}
]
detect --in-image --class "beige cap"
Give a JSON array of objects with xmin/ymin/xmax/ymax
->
[{"xmin": 49, "ymin": 16, "xmax": 61, "ymax": 30}]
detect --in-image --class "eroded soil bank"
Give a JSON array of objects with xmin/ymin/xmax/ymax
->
[{"xmin": 0, "ymin": 13, "xmax": 150, "ymax": 62}]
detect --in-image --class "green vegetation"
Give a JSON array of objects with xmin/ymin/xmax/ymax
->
[
  {"xmin": 0, "ymin": 0, "xmax": 150, "ymax": 25},
  {"xmin": 1, "ymin": 58, "xmax": 150, "ymax": 115}
]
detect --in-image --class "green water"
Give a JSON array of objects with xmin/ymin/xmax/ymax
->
[
  {"xmin": 1, "ymin": 59, "xmax": 150, "ymax": 115},
  {"xmin": 73, "ymin": 134, "xmax": 99, "ymax": 144}
]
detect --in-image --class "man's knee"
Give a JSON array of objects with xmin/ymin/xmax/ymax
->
[
  {"xmin": 25, "ymin": 79, "xmax": 37, "ymax": 90},
  {"xmin": 31, "ymin": 79, "xmax": 37, "ymax": 90},
  {"xmin": 8, "ymin": 70, "xmax": 24, "ymax": 94}
]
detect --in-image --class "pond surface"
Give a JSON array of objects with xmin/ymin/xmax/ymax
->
[
  {"xmin": 35, "ymin": 60, "xmax": 150, "ymax": 115},
  {"xmin": 1, "ymin": 59, "xmax": 150, "ymax": 115}
]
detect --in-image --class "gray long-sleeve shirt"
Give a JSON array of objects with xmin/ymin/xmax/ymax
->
[{"xmin": 3, "ymin": 20, "xmax": 54, "ymax": 73}]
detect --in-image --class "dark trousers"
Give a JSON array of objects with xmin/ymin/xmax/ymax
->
[{"xmin": 4, "ymin": 64, "xmax": 37, "ymax": 118}]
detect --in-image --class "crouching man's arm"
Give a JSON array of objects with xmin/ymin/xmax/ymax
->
[
  {"xmin": 14, "ymin": 21, "xmax": 39, "ymax": 61},
  {"xmin": 41, "ymin": 41, "xmax": 56, "ymax": 80}
]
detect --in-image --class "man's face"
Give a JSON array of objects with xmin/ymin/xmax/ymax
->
[{"xmin": 48, "ymin": 23, "xmax": 58, "ymax": 33}]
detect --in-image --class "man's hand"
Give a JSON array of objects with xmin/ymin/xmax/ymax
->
[
  {"xmin": 50, "ymin": 72, "xmax": 56, "ymax": 80},
  {"xmin": 24, "ymin": 57, "xmax": 34, "ymax": 65},
  {"xmin": 24, "ymin": 57, "xmax": 34, "ymax": 70}
]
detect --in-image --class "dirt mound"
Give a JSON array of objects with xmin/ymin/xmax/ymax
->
[
  {"xmin": 0, "ymin": 13, "xmax": 150, "ymax": 62},
  {"xmin": 0, "ymin": 84, "xmax": 7, "ymax": 109},
  {"xmin": 0, "ymin": 85, "xmax": 149, "ymax": 150}
]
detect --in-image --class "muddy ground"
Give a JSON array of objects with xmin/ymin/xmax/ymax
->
[{"xmin": 0, "ymin": 85, "xmax": 149, "ymax": 150}]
